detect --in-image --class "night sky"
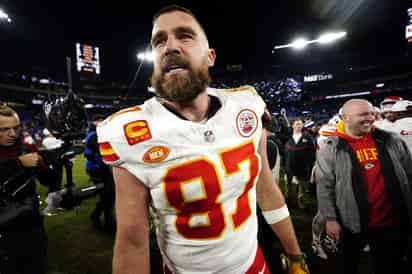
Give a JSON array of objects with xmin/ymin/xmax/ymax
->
[{"xmin": 0, "ymin": 0, "xmax": 408, "ymax": 83}]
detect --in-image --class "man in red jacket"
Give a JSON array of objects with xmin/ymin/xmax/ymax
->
[{"xmin": 0, "ymin": 104, "xmax": 52, "ymax": 274}]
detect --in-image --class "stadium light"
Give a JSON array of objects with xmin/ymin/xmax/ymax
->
[
  {"xmin": 291, "ymin": 38, "xmax": 310, "ymax": 50},
  {"xmin": 273, "ymin": 31, "xmax": 347, "ymax": 51},
  {"xmin": 0, "ymin": 8, "xmax": 12, "ymax": 23},
  {"xmin": 137, "ymin": 51, "xmax": 154, "ymax": 62},
  {"xmin": 317, "ymin": 31, "xmax": 347, "ymax": 44}
]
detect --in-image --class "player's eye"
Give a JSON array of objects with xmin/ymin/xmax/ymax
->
[
  {"xmin": 152, "ymin": 34, "xmax": 167, "ymax": 48},
  {"xmin": 177, "ymin": 33, "xmax": 194, "ymax": 42},
  {"xmin": 153, "ymin": 38, "xmax": 166, "ymax": 48},
  {"xmin": 179, "ymin": 33, "xmax": 192, "ymax": 39}
]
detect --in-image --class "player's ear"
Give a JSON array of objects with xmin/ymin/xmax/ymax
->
[
  {"xmin": 207, "ymin": 48, "xmax": 216, "ymax": 67},
  {"xmin": 341, "ymin": 114, "xmax": 349, "ymax": 122}
]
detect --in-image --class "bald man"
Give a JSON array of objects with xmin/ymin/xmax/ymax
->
[{"xmin": 315, "ymin": 99, "xmax": 412, "ymax": 274}]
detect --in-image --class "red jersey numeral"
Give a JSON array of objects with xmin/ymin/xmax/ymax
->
[{"xmin": 163, "ymin": 142, "xmax": 259, "ymax": 240}]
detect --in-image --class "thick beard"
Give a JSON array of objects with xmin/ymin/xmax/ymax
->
[{"xmin": 151, "ymin": 63, "xmax": 211, "ymax": 105}]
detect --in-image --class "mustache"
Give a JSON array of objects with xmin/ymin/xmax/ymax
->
[{"xmin": 161, "ymin": 55, "xmax": 189, "ymax": 73}]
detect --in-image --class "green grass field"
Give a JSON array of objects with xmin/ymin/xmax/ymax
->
[
  {"xmin": 37, "ymin": 156, "xmax": 372, "ymax": 274},
  {"xmin": 37, "ymin": 156, "xmax": 115, "ymax": 274}
]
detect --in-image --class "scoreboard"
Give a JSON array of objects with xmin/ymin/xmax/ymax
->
[
  {"xmin": 406, "ymin": 8, "xmax": 412, "ymax": 44},
  {"xmin": 76, "ymin": 43, "xmax": 100, "ymax": 75}
]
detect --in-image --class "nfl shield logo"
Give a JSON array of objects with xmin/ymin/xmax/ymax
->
[{"xmin": 204, "ymin": 130, "xmax": 215, "ymax": 143}]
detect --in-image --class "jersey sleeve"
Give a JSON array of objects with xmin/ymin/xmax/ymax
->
[
  {"xmin": 224, "ymin": 85, "xmax": 266, "ymax": 111},
  {"xmin": 235, "ymin": 86, "xmax": 273, "ymax": 131},
  {"xmin": 96, "ymin": 119, "xmax": 125, "ymax": 167},
  {"xmin": 243, "ymin": 85, "xmax": 268, "ymax": 127},
  {"xmin": 247, "ymin": 85, "xmax": 267, "ymax": 116},
  {"xmin": 95, "ymin": 106, "xmax": 153, "ymax": 185},
  {"xmin": 243, "ymin": 85, "xmax": 266, "ymax": 109}
]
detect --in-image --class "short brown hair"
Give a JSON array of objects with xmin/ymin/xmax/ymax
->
[
  {"xmin": 0, "ymin": 103, "xmax": 17, "ymax": 117},
  {"xmin": 152, "ymin": 5, "xmax": 207, "ymax": 37},
  {"xmin": 153, "ymin": 5, "xmax": 196, "ymax": 23},
  {"xmin": 293, "ymin": 117, "xmax": 304, "ymax": 124}
]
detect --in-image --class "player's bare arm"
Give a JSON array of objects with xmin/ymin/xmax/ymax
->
[
  {"xmin": 112, "ymin": 166, "xmax": 150, "ymax": 274},
  {"xmin": 256, "ymin": 130, "xmax": 302, "ymax": 256}
]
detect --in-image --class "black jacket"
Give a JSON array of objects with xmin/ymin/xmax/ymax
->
[
  {"xmin": 284, "ymin": 133, "xmax": 316, "ymax": 178},
  {"xmin": 0, "ymin": 140, "xmax": 52, "ymax": 230}
]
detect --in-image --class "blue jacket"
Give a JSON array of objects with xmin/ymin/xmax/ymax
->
[{"xmin": 84, "ymin": 131, "xmax": 105, "ymax": 172}]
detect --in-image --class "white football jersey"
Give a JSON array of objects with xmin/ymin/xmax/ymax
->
[
  {"xmin": 391, "ymin": 117, "xmax": 412, "ymax": 155},
  {"xmin": 374, "ymin": 119, "xmax": 396, "ymax": 132},
  {"xmin": 97, "ymin": 86, "xmax": 266, "ymax": 273}
]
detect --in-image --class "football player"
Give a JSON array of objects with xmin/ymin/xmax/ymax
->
[
  {"xmin": 374, "ymin": 96, "xmax": 402, "ymax": 130},
  {"xmin": 98, "ymin": 5, "xmax": 308, "ymax": 274},
  {"xmin": 391, "ymin": 100, "xmax": 412, "ymax": 154}
]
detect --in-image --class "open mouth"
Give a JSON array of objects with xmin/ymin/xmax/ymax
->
[
  {"xmin": 163, "ymin": 64, "xmax": 188, "ymax": 75},
  {"xmin": 360, "ymin": 121, "xmax": 373, "ymax": 127}
]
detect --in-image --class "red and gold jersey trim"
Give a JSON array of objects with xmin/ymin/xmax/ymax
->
[
  {"xmin": 107, "ymin": 106, "xmax": 142, "ymax": 122},
  {"xmin": 223, "ymin": 85, "xmax": 257, "ymax": 95},
  {"xmin": 99, "ymin": 142, "xmax": 120, "ymax": 162}
]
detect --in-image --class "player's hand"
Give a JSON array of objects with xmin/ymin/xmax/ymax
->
[
  {"xmin": 287, "ymin": 261, "xmax": 310, "ymax": 274},
  {"xmin": 326, "ymin": 220, "xmax": 341, "ymax": 241},
  {"xmin": 281, "ymin": 253, "xmax": 310, "ymax": 274},
  {"xmin": 18, "ymin": 153, "xmax": 41, "ymax": 168}
]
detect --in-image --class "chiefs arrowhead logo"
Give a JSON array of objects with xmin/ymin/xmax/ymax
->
[{"xmin": 143, "ymin": 146, "xmax": 170, "ymax": 163}]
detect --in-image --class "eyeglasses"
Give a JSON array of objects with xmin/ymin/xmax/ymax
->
[{"xmin": 0, "ymin": 125, "xmax": 22, "ymax": 134}]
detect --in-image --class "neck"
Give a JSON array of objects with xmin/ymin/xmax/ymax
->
[
  {"xmin": 162, "ymin": 91, "xmax": 210, "ymax": 122},
  {"xmin": 293, "ymin": 131, "xmax": 302, "ymax": 135}
]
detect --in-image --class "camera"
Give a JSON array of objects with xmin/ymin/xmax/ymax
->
[
  {"xmin": 43, "ymin": 182, "xmax": 105, "ymax": 215},
  {"xmin": 41, "ymin": 91, "xmax": 104, "ymax": 215}
]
